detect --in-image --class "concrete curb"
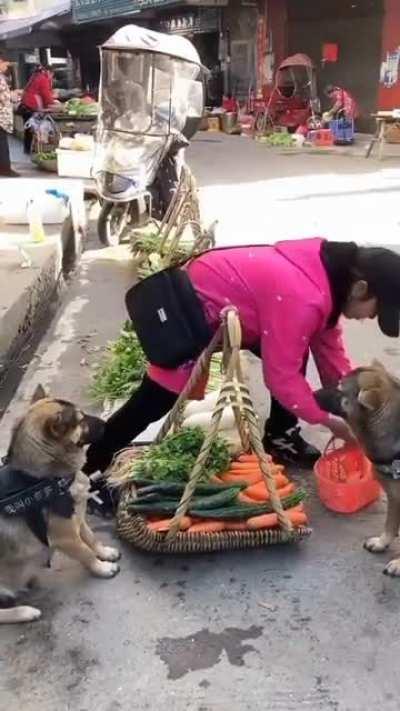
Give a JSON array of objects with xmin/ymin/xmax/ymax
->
[{"xmin": 0, "ymin": 221, "xmax": 80, "ymax": 395}]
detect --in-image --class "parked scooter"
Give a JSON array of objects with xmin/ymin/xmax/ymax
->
[{"xmin": 94, "ymin": 25, "xmax": 205, "ymax": 246}]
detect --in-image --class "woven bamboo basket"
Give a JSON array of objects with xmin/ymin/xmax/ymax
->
[{"xmin": 114, "ymin": 308, "xmax": 312, "ymax": 553}]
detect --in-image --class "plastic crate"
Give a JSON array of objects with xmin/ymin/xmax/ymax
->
[
  {"xmin": 308, "ymin": 128, "xmax": 334, "ymax": 147},
  {"xmin": 329, "ymin": 119, "xmax": 354, "ymax": 145}
]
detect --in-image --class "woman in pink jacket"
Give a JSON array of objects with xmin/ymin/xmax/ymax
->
[{"xmin": 84, "ymin": 238, "xmax": 400, "ymax": 485}]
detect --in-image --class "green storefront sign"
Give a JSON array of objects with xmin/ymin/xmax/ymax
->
[{"xmin": 72, "ymin": 0, "xmax": 177, "ymax": 24}]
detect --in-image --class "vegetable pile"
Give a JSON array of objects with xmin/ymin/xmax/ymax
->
[
  {"xmin": 125, "ymin": 435, "xmax": 309, "ymax": 534},
  {"xmin": 130, "ymin": 222, "xmax": 206, "ymax": 280},
  {"xmin": 129, "ymin": 427, "xmax": 231, "ymax": 483},
  {"xmin": 36, "ymin": 150, "xmax": 57, "ymax": 161},
  {"xmin": 89, "ymin": 321, "xmax": 147, "ymax": 403},
  {"xmin": 89, "ymin": 324, "xmax": 222, "ymax": 405},
  {"xmin": 256, "ymin": 132, "xmax": 296, "ymax": 148},
  {"xmin": 65, "ymin": 98, "xmax": 99, "ymax": 117}
]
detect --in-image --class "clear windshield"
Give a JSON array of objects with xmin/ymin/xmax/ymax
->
[
  {"xmin": 95, "ymin": 49, "xmax": 203, "ymax": 191},
  {"xmin": 98, "ymin": 49, "xmax": 203, "ymax": 137}
]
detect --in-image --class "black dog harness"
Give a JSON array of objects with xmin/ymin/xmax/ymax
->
[{"xmin": 0, "ymin": 463, "xmax": 74, "ymax": 546}]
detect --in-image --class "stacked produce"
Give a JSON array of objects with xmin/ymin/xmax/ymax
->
[
  {"xmin": 65, "ymin": 97, "xmax": 99, "ymax": 117},
  {"xmin": 256, "ymin": 132, "xmax": 297, "ymax": 148},
  {"xmin": 130, "ymin": 222, "xmax": 206, "ymax": 280},
  {"xmin": 89, "ymin": 323, "xmax": 222, "ymax": 405},
  {"xmin": 89, "ymin": 321, "xmax": 147, "ymax": 404},
  {"xmin": 123, "ymin": 427, "xmax": 308, "ymax": 534}
]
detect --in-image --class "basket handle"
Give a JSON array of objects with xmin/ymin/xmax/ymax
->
[{"xmin": 166, "ymin": 307, "xmax": 294, "ymax": 541}]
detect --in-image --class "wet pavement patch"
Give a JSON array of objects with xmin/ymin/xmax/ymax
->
[{"xmin": 156, "ymin": 625, "xmax": 263, "ymax": 679}]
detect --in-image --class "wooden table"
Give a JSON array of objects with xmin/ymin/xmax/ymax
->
[{"xmin": 365, "ymin": 111, "xmax": 400, "ymax": 160}]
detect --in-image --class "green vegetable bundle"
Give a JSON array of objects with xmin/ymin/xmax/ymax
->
[
  {"xmin": 130, "ymin": 427, "xmax": 231, "ymax": 483},
  {"xmin": 257, "ymin": 132, "xmax": 296, "ymax": 147},
  {"xmin": 89, "ymin": 321, "xmax": 147, "ymax": 403}
]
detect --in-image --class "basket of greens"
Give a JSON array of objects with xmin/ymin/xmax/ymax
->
[{"xmin": 113, "ymin": 309, "xmax": 311, "ymax": 554}]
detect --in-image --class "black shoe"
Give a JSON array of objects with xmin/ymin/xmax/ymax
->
[{"xmin": 263, "ymin": 426, "xmax": 320, "ymax": 468}]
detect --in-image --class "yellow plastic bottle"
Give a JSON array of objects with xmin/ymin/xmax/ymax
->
[{"xmin": 27, "ymin": 199, "xmax": 46, "ymax": 243}]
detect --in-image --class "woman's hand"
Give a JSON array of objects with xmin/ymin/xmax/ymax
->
[{"xmin": 326, "ymin": 414, "xmax": 355, "ymax": 443}]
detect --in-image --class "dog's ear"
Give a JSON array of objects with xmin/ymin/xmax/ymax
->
[
  {"xmin": 358, "ymin": 388, "xmax": 383, "ymax": 411},
  {"xmin": 31, "ymin": 384, "xmax": 47, "ymax": 404},
  {"xmin": 47, "ymin": 406, "xmax": 78, "ymax": 440},
  {"xmin": 371, "ymin": 359, "xmax": 386, "ymax": 372}
]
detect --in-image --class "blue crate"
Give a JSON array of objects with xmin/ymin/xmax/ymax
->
[{"xmin": 329, "ymin": 119, "xmax": 354, "ymax": 145}]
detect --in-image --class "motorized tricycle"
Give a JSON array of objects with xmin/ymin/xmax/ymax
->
[
  {"xmin": 93, "ymin": 24, "xmax": 205, "ymax": 246},
  {"xmin": 254, "ymin": 53, "xmax": 321, "ymax": 135}
]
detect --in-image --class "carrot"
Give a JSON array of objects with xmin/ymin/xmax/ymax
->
[
  {"xmin": 237, "ymin": 491, "xmax": 258, "ymax": 504},
  {"xmin": 244, "ymin": 475, "xmax": 291, "ymax": 501},
  {"xmin": 188, "ymin": 520, "xmax": 226, "ymax": 533},
  {"xmin": 224, "ymin": 520, "xmax": 249, "ymax": 531},
  {"xmin": 246, "ymin": 512, "xmax": 278, "ymax": 529},
  {"xmin": 247, "ymin": 508, "xmax": 308, "ymax": 530},
  {"xmin": 147, "ymin": 516, "xmax": 192, "ymax": 532},
  {"xmin": 219, "ymin": 470, "xmax": 262, "ymax": 486},
  {"xmin": 229, "ymin": 463, "xmax": 262, "ymax": 471},
  {"xmin": 237, "ymin": 453, "xmax": 273, "ymax": 464}
]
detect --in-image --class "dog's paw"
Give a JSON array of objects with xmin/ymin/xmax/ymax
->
[
  {"xmin": 90, "ymin": 560, "xmax": 120, "ymax": 579},
  {"xmin": 364, "ymin": 535, "xmax": 390, "ymax": 553},
  {"xmin": 383, "ymin": 558, "xmax": 400, "ymax": 577},
  {"xmin": 96, "ymin": 545, "xmax": 121, "ymax": 563},
  {"xmin": 15, "ymin": 606, "xmax": 42, "ymax": 623}
]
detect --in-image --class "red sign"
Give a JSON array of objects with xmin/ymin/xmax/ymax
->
[{"xmin": 322, "ymin": 43, "xmax": 339, "ymax": 63}]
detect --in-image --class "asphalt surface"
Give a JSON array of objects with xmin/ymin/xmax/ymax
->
[{"xmin": 2, "ymin": 136, "xmax": 400, "ymax": 711}]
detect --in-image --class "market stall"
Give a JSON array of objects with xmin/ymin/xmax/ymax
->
[{"xmin": 15, "ymin": 97, "xmax": 98, "ymax": 176}]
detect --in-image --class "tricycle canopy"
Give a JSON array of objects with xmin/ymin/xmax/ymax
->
[{"xmin": 94, "ymin": 25, "xmax": 204, "ymax": 201}]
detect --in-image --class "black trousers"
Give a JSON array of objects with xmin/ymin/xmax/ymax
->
[
  {"xmin": 0, "ymin": 128, "xmax": 11, "ymax": 171},
  {"xmin": 19, "ymin": 107, "xmax": 34, "ymax": 154},
  {"xmin": 84, "ymin": 353, "xmax": 309, "ymax": 475}
]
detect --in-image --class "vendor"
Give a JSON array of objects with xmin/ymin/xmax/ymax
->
[
  {"xmin": 323, "ymin": 84, "xmax": 357, "ymax": 122},
  {"xmin": 0, "ymin": 52, "xmax": 19, "ymax": 177},
  {"xmin": 19, "ymin": 64, "xmax": 59, "ymax": 154},
  {"xmin": 84, "ymin": 239, "xmax": 400, "ymax": 491}
]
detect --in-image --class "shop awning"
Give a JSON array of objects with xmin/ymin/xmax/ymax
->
[
  {"xmin": 72, "ymin": 0, "xmax": 176, "ymax": 24},
  {"xmin": 72, "ymin": 0, "xmax": 227, "ymax": 24},
  {"xmin": 0, "ymin": 0, "xmax": 71, "ymax": 41}
]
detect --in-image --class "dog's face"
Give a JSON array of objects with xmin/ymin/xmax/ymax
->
[
  {"xmin": 8, "ymin": 385, "xmax": 105, "ymax": 465},
  {"xmin": 25, "ymin": 384, "xmax": 105, "ymax": 447},
  {"xmin": 315, "ymin": 360, "xmax": 400, "ymax": 460}
]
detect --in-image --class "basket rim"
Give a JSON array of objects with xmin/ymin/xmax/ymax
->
[{"xmin": 116, "ymin": 481, "xmax": 312, "ymax": 553}]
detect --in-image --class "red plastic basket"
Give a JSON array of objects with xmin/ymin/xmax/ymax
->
[{"xmin": 314, "ymin": 439, "xmax": 381, "ymax": 513}]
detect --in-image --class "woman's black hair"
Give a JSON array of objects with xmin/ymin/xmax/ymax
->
[{"xmin": 320, "ymin": 240, "xmax": 373, "ymax": 327}]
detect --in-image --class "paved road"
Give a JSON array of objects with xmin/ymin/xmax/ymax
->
[{"xmin": 2, "ymin": 137, "xmax": 400, "ymax": 711}]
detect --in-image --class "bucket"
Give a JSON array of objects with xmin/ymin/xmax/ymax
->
[{"xmin": 314, "ymin": 439, "xmax": 381, "ymax": 513}]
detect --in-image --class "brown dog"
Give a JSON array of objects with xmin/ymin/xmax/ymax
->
[
  {"xmin": 0, "ymin": 385, "xmax": 120, "ymax": 624},
  {"xmin": 316, "ymin": 361, "xmax": 400, "ymax": 576}
]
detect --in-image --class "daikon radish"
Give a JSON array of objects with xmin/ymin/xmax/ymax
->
[{"xmin": 184, "ymin": 392, "xmax": 219, "ymax": 418}]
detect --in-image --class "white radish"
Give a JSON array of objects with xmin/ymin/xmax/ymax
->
[
  {"xmin": 184, "ymin": 391, "xmax": 219, "ymax": 418},
  {"xmin": 182, "ymin": 407, "xmax": 235, "ymax": 431}
]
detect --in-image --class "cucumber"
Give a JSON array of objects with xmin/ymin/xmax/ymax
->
[
  {"xmin": 136, "ymin": 481, "xmax": 245, "ymax": 498},
  {"xmin": 191, "ymin": 491, "xmax": 306, "ymax": 520},
  {"xmin": 128, "ymin": 490, "xmax": 306, "ymax": 519},
  {"xmin": 128, "ymin": 499, "xmax": 182, "ymax": 515},
  {"xmin": 190, "ymin": 487, "xmax": 241, "ymax": 510}
]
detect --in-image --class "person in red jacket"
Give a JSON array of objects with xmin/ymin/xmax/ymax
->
[{"xmin": 19, "ymin": 65, "xmax": 58, "ymax": 153}]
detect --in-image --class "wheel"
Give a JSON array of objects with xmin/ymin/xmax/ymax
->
[{"xmin": 97, "ymin": 202, "xmax": 131, "ymax": 247}]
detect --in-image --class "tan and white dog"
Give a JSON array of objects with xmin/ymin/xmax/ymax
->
[
  {"xmin": 317, "ymin": 361, "xmax": 400, "ymax": 577},
  {"xmin": 0, "ymin": 385, "xmax": 120, "ymax": 624}
]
